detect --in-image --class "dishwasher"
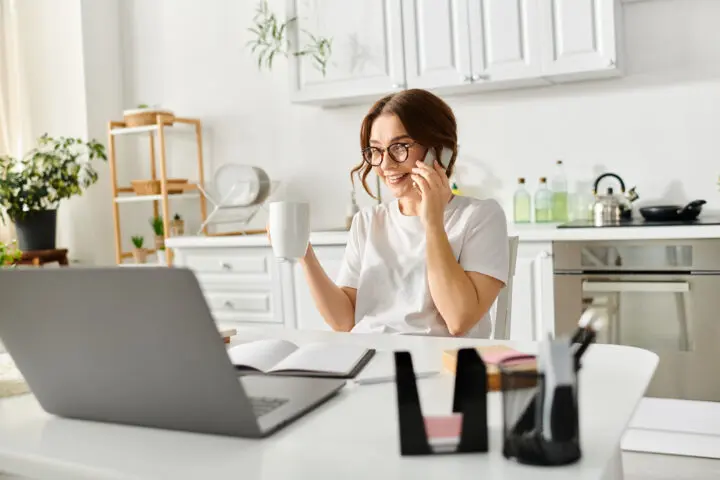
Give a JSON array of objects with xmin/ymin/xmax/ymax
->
[{"xmin": 553, "ymin": 239, "xmax": 720, "ymax": 402}]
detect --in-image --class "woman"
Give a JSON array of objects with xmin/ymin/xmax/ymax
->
[{"xmin": 299, "ymin": 89, "xmax": 509, "ymax": 337}]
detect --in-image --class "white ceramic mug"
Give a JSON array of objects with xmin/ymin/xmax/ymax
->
[{"xmin": 268, "ymin": 201, "xmax": 310, "ymax": 262}]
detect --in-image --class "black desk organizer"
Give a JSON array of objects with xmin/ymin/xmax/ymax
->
[
  {"xmin": 499, "ymin": 360, "xmax": 582, "ymax": 466},
  {"xmin": 393, "ymin": 348, "xmax": 488, "ymax": 456}
]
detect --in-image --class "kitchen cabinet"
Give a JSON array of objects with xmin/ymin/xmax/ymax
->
[
  {"xmin": 288, "ymin": 0, "xmax": 623, "ymax": 106},
  {"xmin": 292, "ymin": 245, "xmax": 346, "ymax": 331},
  {"xmin": 287, "ymin": 0, "xmax": 406, "ymax": 105},
  {"xmin": 510, "ymin": 241, "xmax": 555, "ymax": 341},
  {"xmin": 169, "ymin": 238, "xmax": 552, "ymax": 341},
  {"xmin": 172, "ymin": 247, "xmax": 291, "ymax": 328},
  {"xmin": 467, "ymin": 0, "xmax": 545, "ymax": 86},
  {"xmin": 538, "ymin": 0, "xmax": 622, "ymax": 80},
  {"xmin": 401, "ymin": 0, "xmax": 472, "ymax": 90}
]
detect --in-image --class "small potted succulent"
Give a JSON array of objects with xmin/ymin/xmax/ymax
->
[
  {"xmin": 0, "ymin": 240, "xmax": 22, "ymax": 267},
  {"xmin": 156, "ymin": 246, "xmax": 166, "ymax": 265},
  {"xmin": 149, "ymin": 216, "xmax": 165, "ymax": 250},
  {"xmin": 170, "ymin": 213, "xmax": 185, "ymax": 236},
  {"xmin": 131, "ymin": 235, "xmax": 147, "ymax": 264}
]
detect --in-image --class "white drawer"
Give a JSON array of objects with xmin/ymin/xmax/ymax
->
[
  {"xmin": 206, "ymin": 292, "xmax": 271, "ymax": 314},
  {"xmin": 181, "ymin": 248, "xmax": 271, "ymax": 275}
]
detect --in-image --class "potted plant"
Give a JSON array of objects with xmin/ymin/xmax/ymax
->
[
  {"xmin": 131, "ymin": 235, "xmax": 147, "ymax": 264},
  {"xmin": 170, "ymin": 213, "xmax": 184, "ymax": 236},
  {"xmin": 0, "ymin": 134, "xmax": 107, "ymax": 251},
  {"xmin": 149, "ymin": 215, "xmax": 165, "ymax": 250},
  {"xmin": 157, "ymin": 245, "xmax": 166, "ymax": 265},
  {"xmin": 0, "ymin": 240, "xmax": 21, "ymax": 267}
]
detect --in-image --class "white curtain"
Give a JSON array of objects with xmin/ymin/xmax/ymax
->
[{"xmin": 0, "ymin": 0, "xmax": 32, "ymax": 243}]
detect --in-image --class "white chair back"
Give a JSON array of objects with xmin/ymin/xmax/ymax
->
[{"xmin": 492, "ymin": 235, "xmax": 519, "ymax": 340}]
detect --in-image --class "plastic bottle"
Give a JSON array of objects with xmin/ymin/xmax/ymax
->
[
  {"xmin": 551, "ymin": 159, "xmax": 568, "ymax": 222},
  {"xmin": 535, "ymin": 177, "xmax": 553, "ymax": 223},
  {"xmin": 513, "ymin": 178, "xmax": 531, "ymax": 223}
]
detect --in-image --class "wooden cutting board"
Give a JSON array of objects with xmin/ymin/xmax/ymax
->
[{"xmin": 442, "ymin": 345, "xmax": 537, "ymax": 392}]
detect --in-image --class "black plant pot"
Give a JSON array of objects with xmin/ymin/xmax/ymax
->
[{"xmin": 14, "ymin": 209, "xmax": 57, "ymax": 251}]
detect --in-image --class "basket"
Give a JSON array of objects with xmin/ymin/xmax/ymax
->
[
  {"xmin": 131, "ymin": 179, "xmax": 189, "ymax": 195},
  {"xmin": 123, "ymin": 108, "xmax": 175, "ymax": 128}
]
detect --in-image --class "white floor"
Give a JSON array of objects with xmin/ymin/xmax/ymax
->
[{"xmin": 1, "ymin": 453, "xmax": 720, "ymax": 479}]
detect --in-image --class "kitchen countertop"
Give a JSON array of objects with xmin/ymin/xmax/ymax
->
[{"xmin": 166, "ymin": 222, "xmax": 720, "ymax": 248}]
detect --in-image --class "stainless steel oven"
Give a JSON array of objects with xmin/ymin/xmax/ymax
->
[{"xmin": 553, "ymin": 239, "xmax": 720, "ymax": 402}]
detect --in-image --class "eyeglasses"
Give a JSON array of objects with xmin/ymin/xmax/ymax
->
[{"xmin": 361, "ymin": 142, "xmax": 419, "ymax": 166}]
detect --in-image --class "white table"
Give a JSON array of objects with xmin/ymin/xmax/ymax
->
[{"xmin": 0, "ymin": 328, "xmax": 657, "ymax": 480}]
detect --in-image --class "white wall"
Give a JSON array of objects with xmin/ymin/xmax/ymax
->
[
  {"xmin": 15, "ymin": 0, "xmax": 123, "ymax": 265},
  {"xmin": 115, "ymin": 0, "xmax": 720, "ymax": 234}
]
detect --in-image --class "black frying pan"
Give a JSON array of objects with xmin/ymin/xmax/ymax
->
[{"xmin": 639, "ymin": 200, "xmax": 706, "ymax": 222}]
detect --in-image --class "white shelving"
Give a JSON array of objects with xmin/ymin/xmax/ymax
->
[{"xmin": 114, "ymin": 192, "xmax": 201, "ymax": 204}]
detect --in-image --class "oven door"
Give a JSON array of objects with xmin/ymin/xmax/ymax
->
[{"xmin": 554, "ymin": 273, "xmax": 720, "ymax": 402}]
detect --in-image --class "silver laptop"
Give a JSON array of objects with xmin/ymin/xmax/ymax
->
[{"xmin": 0, "ymin": 266, "xmax": 346, "ymax": 438}]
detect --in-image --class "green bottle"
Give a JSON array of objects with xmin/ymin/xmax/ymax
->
[
  {"xmin": 551, "ymin": 159, "xmax": 568, "ymax": 222},
  {"xmin": 513, "ymin": 178, "xmax": 531, "ymax": 223},
  {"xmin": 535, "ymin": 177, "xmax": 553, "ymax": 223}
]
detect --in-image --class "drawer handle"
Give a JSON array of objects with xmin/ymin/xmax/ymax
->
[
  {"xmin": 220, "ymin": 262, "xmax": 233, "ymax": 271},
  {"xmin": 224, "ymin": 300, "xmax": 235, "ymax": 310}
]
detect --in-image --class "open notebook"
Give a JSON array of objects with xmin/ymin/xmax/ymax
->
[{"xmin": 227, "ymin": 339, "xmax": 375, "ymax": 379}]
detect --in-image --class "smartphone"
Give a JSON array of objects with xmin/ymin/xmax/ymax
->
[{"xmin": 424, "ymin": 147, "xmax": 453, "ymax": 169}]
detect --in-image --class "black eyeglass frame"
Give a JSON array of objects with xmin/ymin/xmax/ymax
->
[{"xmin": 361, "ymin": 142, "xmax": 422, "ymax": 167}]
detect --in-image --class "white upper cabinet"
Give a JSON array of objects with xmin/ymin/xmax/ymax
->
[
  {"xmin": 467, "ymin": 0, "xmax": 544, "ymax": 84},
  {"xmin": 401, "ymin": 0, "xmax": 472, "ymax": 90},
  {"xmin": 287, "ymin": 0, "xmax": 406, "ymax": 105},
  {"xmin": 287, "ymin": 0, "xmax": 623, "ymax": 105},
  {"xmin": 539, "ymin": 0, "xmax": 622, "ymax": 79}
]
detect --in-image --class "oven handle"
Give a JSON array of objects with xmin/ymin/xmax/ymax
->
[
  {"xmin": 582, "ymin": 281, "xmax": 689, "ymax": 293},
  {"xmin": 582, "ymin": 280, "xmax": 693, "ymax": 352}
]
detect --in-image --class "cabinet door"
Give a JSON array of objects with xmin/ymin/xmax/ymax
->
[
  {"xmin": 539, "ymin": 0, "xmax": 621, "ymax": 78},
  {"xmin": 401, "ymin": 0, "xmax": 472, "ymax": 90},
  {"xmin": 467, "ymin": 0, "xmax": 543, "ymax": 83},
  {"xmin": 288, "ymin": 0, "xmax": 406, "ymax": 105},
  {"xmin": 510, "ymin": 242, "xmax": 554, "ymax": 341},
  {"xmin": 293, "ymin": 246, "xmax": 347, "ymax": 331}
]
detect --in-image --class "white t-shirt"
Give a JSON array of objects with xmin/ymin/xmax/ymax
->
[{"xmin": 335, "ymin": 195, "xmax": 509, "ymax": 337}]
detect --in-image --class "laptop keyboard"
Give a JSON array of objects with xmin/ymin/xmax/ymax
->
[{"xmin": 249, "ymin": 396, "xmax": 289, "ymax": 417}]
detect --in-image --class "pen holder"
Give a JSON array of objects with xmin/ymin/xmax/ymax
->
[
  {"xmin": 499, "ymin": 360, "xmax": 581, "ymax": 466},
  {"xmin": 393, "ymin": 348, "xmax": 488, "ymax": 456}
]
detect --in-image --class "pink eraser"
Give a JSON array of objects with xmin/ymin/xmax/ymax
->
[{"xmin": 424, "ymin": 414, "xmax": 462, "ymax": 439}]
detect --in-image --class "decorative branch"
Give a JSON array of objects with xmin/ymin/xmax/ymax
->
[{"xmin": 246, "ymin": 0, "xmax": 333, "ymax": 76}]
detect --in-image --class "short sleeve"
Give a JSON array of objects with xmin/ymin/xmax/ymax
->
[
  {"xmin": 335, "ymin": 211, "xmax": 366, "ymax": 289},
  {"xmin": 458, "ymin": 200, "xmax": 509, "ymax": 285}
]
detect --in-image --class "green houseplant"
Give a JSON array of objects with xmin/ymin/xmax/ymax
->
[
  {"xmin": 131, "ymin": 235, "xmax": 146, "ymax": 264},
  {"xmin": 0, "ymin": 240, "xmax": 21, "ymax": 267},
  {"xmin": 247, "ymin": 0, "xmax": 333, "ymax": 76},
  {"xmin": 150, "ymin": 215, "xmax": 165, "ymax": 250},
  {"xmin": 0, "ymin": 134, "xmax": 107, "ymax": 251}
]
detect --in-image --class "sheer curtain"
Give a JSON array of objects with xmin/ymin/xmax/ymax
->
[{"xmin": 0, "ymin": 0, "xmax": 32, "ymax": 244}]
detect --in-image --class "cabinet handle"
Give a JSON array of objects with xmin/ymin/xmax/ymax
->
[
  {"xmin": 462, "ymin": 75, "xmax": 472, "ymax": 83},
  {"xmin": 392, "ymin": 83, "xmax": 407, "ymax": 89},
  {"xmin": 224, "ymin": 300, "xmax": 235, "ymax": 310},
  {"xmin": 539, "ymin": 251, "xmax": 552, "ymax": 259},
  {"xmin": 472, "ymin": 73, "xmax": 490, "ymax": 81},
  {"xmin": 220, "ymin": 262, "xmax": 232, "ymax": 271}
]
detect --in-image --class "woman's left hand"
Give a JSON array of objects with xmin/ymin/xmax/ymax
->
[{"xmin": 412, "ymin": 160, "xmax": 453, "ymax": 228}]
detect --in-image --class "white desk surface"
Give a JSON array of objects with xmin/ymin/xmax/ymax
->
[{"xmin": 0, "ymin": 328, "xmax": 657, "ymax": 480}]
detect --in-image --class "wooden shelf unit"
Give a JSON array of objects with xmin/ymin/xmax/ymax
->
[{"xmin": 107, "ymin": 115, "xmax": 208, "ymax": 266}]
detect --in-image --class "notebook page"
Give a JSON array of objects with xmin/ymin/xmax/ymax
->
[
  {"xmin": 227, "ymin": 339, "xmax": 299, "ymax": 372},
  {"xmin": 269, "ymin": 342, "xmax": 369, "ymax": 375}
]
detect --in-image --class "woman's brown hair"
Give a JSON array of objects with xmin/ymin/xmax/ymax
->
[{"xmin": 351, "ymin": 88, "xmax": 458, "ymax": 198}]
